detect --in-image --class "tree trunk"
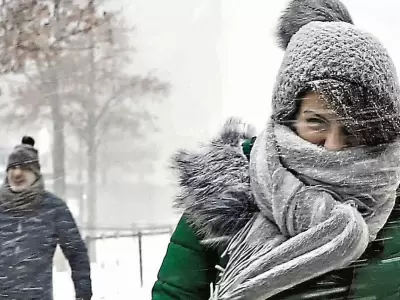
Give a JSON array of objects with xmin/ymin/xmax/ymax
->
[
  {"xmin": 100, "ymin": 146, "xmax": 108, "ymax": 186},
  {"xmin": 86, "ymin": 120, "xmax": 97, "ymax": 262},
  {"xmin": 86, "ymin": 5, "xmax": 98, "ymax": 260},
  {"xmin": 50, "ymin": 97, "xmax": 66, "ymax": 199},
  {"xmin": 51, "ymin": 0, "xmax": 67, "ymax": 271},
  {"xmin": 47, "ymin": 62, "xmax": 67, "ymax": 273},
  {"xmin": 48, "ymin": 0, "xmax": 66, "ymax": 199},
  {"xmin": 77, "ymin": 136, "xmax": 85, "ymax": 226},
  {"xmin": 50, "ymin": 96, "xmax": 68, "ymax": 272}
]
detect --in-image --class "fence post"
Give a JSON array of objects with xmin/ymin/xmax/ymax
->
[
  {"xmin": 137, "ymin": 228, "xmax": 144, "ymax": 288},
  {"xmin": 100, "ymin": 234, "xmax": 105, "ymax": 269}
]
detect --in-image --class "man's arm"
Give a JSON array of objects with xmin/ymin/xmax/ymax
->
[{"xmin": 56, "ymin": 199, "xmax": 92, "ymax": 300}]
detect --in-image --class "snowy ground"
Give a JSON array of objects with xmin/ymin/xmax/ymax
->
[{"xmin": 53, "ymin": 233, "xmax": 171, "ymax": 300}]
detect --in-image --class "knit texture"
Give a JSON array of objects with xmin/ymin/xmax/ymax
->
[
  {"xmin": 212, "ymin": 123, "xmax": 400, "ymax": 300},
  {"xmin": 7, "ymin": 137, "xmax": 40, "ymax": 175},
  {"xmin": 273, "ymin": 1, "xmax": 400, "ymax": 145},
  {"xmin": 0, "ymin": 176, "xmax": 44, "ymax": 216},
  {"xmin": 276, "ymin": 0, "xmax": 354, "ymax": 49}
]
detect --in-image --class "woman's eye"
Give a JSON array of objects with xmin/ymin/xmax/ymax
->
[
  {"xmin": 305, "ymin": 117, "xmax": 328, "ymax": 132},
  {"xmin": 306, "ymin": 118, "xmax": 326, "ymax": 125}
]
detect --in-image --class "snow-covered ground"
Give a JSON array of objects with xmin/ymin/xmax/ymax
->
[{"xmin": 53, "ymin": 233, "xmax": 171, "ymax": 300}]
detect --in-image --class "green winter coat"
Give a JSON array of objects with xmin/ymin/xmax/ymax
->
[
  {"xmin": 152, "ymin": 212, "xmax": 400, "ymax": 300},
  {"xmin": 152, "ymin": 138, "xmax": 400, "ymax": 300}
]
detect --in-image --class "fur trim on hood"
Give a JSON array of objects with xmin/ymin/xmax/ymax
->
[{"xmin": 172, "ymin": 118, "xmax": 258, "ymax": 245}]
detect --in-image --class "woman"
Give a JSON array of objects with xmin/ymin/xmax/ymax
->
[{"xmin": 152, "ymin": 0, "xmax": 400, "ymax": 299}]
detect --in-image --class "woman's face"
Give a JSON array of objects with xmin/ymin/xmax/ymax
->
[{"xmin": 294, "ymin": 92, "xmax": 356, "ymax": 151}]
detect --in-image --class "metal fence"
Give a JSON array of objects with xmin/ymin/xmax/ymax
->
[{"xmin": 81, "ymin": 224, "xmax": 176, "ymax": 287}]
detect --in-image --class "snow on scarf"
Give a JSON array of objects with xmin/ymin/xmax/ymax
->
[{"xmin": 210, "ymin": 123, "xmax": 400, "ymax": 300}]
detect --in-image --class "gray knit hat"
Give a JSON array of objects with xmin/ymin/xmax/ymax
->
[
  {"xmin": 7, "ymin": 136, "xmax": 41, "ymax": 175},
  {"xmin": 272, "ymin": 0, "xmax": 400, "ymax": 146}
]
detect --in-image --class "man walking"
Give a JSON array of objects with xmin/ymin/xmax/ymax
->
[{"xmin": 0, "ymin": 136, "xmax": 92, "ymax": 300}]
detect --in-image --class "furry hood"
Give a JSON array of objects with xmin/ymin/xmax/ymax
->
[{"xmin": 172, "ymin": 118, "xmax": 258, "ymax": 245}]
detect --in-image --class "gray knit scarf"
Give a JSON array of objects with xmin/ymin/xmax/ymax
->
[
  {"xmin": 211, "ymin": 123, "xmax": 400, "ymax": 300},
  {"xmin": 0, "ymin": 176, "xmax": 44, "ymax": 216}
]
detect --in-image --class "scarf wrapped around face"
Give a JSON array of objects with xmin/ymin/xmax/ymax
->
[
  {"xmin": 0, "ymin": 176, "xmax": 45, "ymax": 216},
  {"xmin": 211, "ymin": 123, "xmax": 400, "ymax": 300}
]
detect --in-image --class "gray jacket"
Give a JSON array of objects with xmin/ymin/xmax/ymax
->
[{"xmin": 0, "ymin": 191, "xmax": 91, "ymax": 300}]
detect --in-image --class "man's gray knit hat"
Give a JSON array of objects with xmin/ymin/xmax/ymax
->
[
  {"xmin": 272, "ymin": 0, "xmax": 400, "ymax": 146},
  {"xmin": 7, "ymin": 136, "xmax": 41, "ymax": 175}
]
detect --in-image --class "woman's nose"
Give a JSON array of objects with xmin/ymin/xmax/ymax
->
[{"xmin": 324, "ymin": 127, "xmax": 346, "ymax": 151}]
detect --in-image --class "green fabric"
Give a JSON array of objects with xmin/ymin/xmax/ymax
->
[
  {"xmin": 151, "ymin": 216, "xmax": 217, "ymax": 300},
  {"xmin": 242, "ymin": 136, "xmax": 256, "ymax": 160},
  {"xmin": 152, "ymin": 213, "xmax": 400, "ymax": 300},
  {"xmin": 350, "ymin": 216, "xmax": 400, "ymax": 299},
  {"xmin": 153, "ymin": 214, "xmax": 400, "ymax": 300}
]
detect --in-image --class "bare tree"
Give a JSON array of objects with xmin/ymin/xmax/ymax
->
[
  {"xmin": 62, "ymin": 21, "xmax": 169, "ymax": 257},
  {"xmin": 3, "ymin": 8, "xmax": 170, "ymax": 260}
]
